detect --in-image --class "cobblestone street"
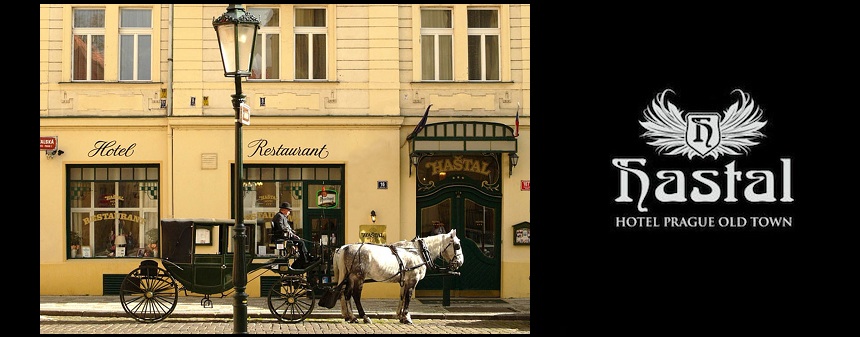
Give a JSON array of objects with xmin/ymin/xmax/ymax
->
[{"xmin": 40, "ymin": 316, "xmax": 530, "ymax": 334}]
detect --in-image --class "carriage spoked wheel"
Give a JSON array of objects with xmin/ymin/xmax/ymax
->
[
  {"xmin": 119, "ymin": 260, "xmax": 179, "ymax": 323},
  {"xmin": 267, "ymin": 275, "xmax": 315, "ymax": 323}
]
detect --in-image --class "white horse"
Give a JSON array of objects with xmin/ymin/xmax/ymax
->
[{"xmin": 331, "ymin": 229, "xmax": 464, "ymax": 324}]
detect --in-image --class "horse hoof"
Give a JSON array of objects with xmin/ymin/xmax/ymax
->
[
  {"xmin": 400, "ymin": 318, "xmax": 413, "ymax": 324},
  {"xmin": 363, "ymin": 317, "xmax": 372, "ymax": 324}
]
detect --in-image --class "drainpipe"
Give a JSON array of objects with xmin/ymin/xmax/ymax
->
[
  {"xmin": 167, "ymin": 4, "xmax": 175, "ymax": 217},
  {"xmin": 167, "ymin": 4, "xmax": 174, "ymax": 117}
]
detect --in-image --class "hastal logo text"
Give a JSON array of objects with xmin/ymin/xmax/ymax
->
[{"xmin": 613, "ymin": 89, "xmax": 793, "ymax": 214}]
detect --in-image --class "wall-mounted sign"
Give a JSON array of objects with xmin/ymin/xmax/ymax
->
[
  {"xmin": 359, "ymin": 225, "xmax": 387, "ymax": 244},
  {"xmin": 201, "ymin": 153, "xmax": 218, "ymax": 170},
  {"xmin": 513, "ymin": 221, "xmax": 530, "ymax": 245},
  {"xmin": 377, "ymin": 181, "xmax": 388, "ymax": 189},
  {"xmin": 521, "ymin": 180, "xmax": 530, "ymax": 191},
  {"xmin": 40, "ymin": 136, "xmax": 58, "ymax": 151}
]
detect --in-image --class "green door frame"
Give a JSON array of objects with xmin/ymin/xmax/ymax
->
[{"xmin": 414, "ymin": 153, "xmax": 502, "ymax": 297}]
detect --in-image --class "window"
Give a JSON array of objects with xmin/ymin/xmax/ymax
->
[
  {"xmin": 119, "ymin": 9, "xmax": 152, "ymax": 81},
  {"xmin": 67, "ymin": 165, "xmax": 159, "ymax": 259},
  {"xmin": 420, "ymin": 9, "xmax": 453, "ymax": 81},
  {"xmin": 72, "ymin": 8, "xmax": 105, "ymax": 81},
  {"xmin": 249, "ymin": 7, "xmax": 280, "ymax": 80},
  {"xmin": 241, "ymin": 165, "xmax": 343, "ymax": 256},
  {"xmin": 294, "ymin": 8, "xmax": 327, "ymax": 80},
  {"xmin": 467, "ymin": 9, "xmax": 500, "ymax": 81}
]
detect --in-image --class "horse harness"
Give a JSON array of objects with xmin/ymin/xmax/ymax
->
[
  {"xmin": 384, "ymin": 239, "xmax": 431, "ymax": 285},
  {"xmin": 347, "ymin": 237, "xmax": 460, "ymax": 286}
]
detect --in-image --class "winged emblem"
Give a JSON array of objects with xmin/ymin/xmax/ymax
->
[{"xmin": 639, "ymin": 89, "xmax": 767, "ymax": 159}]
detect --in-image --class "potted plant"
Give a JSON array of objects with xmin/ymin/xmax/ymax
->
[{"xmin": 69, "ymin": 231, "xmax": 82, "ymax": 258}]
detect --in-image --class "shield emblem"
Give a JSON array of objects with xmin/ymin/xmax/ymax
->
[{"xmin": 685, "ymin": 112, "xmax": 721, "ymax": 156}]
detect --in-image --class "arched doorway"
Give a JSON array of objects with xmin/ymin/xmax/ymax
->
[{"xmin": 414, "ymin": 153, "xmax": 502, "ymax": 297}]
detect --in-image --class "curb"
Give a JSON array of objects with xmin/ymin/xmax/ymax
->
[{"xmin": 39, "ymin": 310, "xmax": 530, "ymax": 321}]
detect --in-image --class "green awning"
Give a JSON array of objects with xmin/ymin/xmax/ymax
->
[{"xmin": 409, "ymin": 122, "xmax": 517, "ymax": 153}]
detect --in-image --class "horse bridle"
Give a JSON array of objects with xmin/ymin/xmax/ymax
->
[
  {"xmin": 440, "ymin": 239, "xmax": 462, "ymax": 269},
  {"xmin": 419, "ymin": 236, "xmax": 462, "ymax": 271}
]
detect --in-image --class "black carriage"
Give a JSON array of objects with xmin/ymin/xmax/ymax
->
[{"xmin": 118, "ymin": 218, "xmax": 334, "ymax": 323}]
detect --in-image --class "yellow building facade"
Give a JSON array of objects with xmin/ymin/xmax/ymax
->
[{"xmin": 40, "ymin": 4, "xmax": 529, "ymax": 299}]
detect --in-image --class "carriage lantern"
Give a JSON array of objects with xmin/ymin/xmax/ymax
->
[{"xmin": 213, "ymin": 4, "xmax": 259, "ymax": 334}]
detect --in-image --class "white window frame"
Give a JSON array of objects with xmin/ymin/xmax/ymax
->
[
  {"xmin": 420, "ymin": 8, "xmax": 454, "ymax": 82},
  {"xmin": 467, "ymin": 8, "xmax": 501, "ymax": 82},
  {"xmin": 119, "ymin": 8, "xmax": 152, "ymax": 82},
  {"xmin": 72, "ymin": 8, "xmax": 105, "ymax": 82},
  {"xmin": 294, "ymin": 7, "xmax": 327, "ymax": 81},
  {"xmin": 248, "ymin": 7, "xmax": 280, "ymax": 80}
]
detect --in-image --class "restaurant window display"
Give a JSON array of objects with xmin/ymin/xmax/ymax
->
[
  {"xmin": 241, "ymin": 165, "xmax": 343, "ymax": 256},
  {"xmin": 67, "ymin": 165, "xmax": 159, "ymax": 259}
]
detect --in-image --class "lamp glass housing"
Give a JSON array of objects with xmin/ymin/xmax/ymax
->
[
  {"xmin": 509, "ymin": 153, "xmax": 519, "ymax": 177},
  {"xmin": 213, "ymin": 5, "xmax": 260, "ymax": 77},
  {"xmin": 371, "ymin": 210, "xmax": 377, "ymax": 223}
]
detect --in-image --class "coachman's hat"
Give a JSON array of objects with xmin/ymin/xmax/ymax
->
[{"xmin": 279, "ymin": 202, "xmax": 291, "ymax": 209}]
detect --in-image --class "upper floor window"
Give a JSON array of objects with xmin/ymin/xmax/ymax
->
[
  {"xmin": 249, "ymin": 7, "xmax": 280, "ymax": 80},
  {"xmin": 420, "ymin": 9, "xmax": 453, "ymax": 81},
  {"xmin": 73, "ymin": 8, "xmax": 105, "ymax": 81},
  {"xmin": 119, "ymin": 9, "xmax": 152, "ymax": 81},
  {"xmin": 467, "ymin": 9, "xmax": 500, "ymax": 81},
  {"xmin": 294, "ymin": 8, "xmax": 327, "ymax": 80}
]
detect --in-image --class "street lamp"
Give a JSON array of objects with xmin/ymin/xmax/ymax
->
[
  {"xmin": 509, "ymin": 153, "xmax": 518, "ymax": 177},
  {"xmin": 212, "ymin": 4, "xmax": 259, "ymax": 334}
]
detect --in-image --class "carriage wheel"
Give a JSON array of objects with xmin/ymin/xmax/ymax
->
[
  {"xmin": 119, "ymin": 263, "xmax": 178, "ymax": 323},
  {"xmin": 267, "ymin": 276, "xmax": 315, "ymax": 323}
]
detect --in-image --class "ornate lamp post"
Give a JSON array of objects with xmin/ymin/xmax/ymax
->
[{"xmin": 212, "ymin": 4, "xmax": 259, "ymax": 334}]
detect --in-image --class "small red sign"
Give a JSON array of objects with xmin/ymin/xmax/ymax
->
[
  {"xmin": 521, "ymin": 180, "xmax": 530, "ymax": 191},
  {"xmin": 40, "ymin": 136, "xmax": 57, "ymax": 151}
]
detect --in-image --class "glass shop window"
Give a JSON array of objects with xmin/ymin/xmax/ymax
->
[{"xmin": 67, "ymin": 165, "xmax": 159, "ymax": 259}]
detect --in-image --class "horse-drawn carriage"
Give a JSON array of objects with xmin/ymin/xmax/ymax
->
[
  {"xmin": 119, "ymin": 218, "xmax": 465, "ymax": 325},
  {"xmin": 118, "ymin": 218, "xmax": 333, "ymax": 323}
]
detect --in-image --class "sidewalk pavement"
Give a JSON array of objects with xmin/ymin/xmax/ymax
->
[{"xmin": 40, "ymin": 295, "xmax": 530, "ymax": 321}]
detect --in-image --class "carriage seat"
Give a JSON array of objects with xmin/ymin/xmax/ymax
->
[{"xmin": 271, "ymin": 238, "xmax": 298, "ymax": 258}]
